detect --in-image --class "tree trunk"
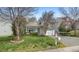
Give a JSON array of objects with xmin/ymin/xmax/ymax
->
[
  {"xmin": 12, "ymin": 22, "xmax": 20, "ymax": 41},
  {"xmin": 74, "ymin": 29, "xmax": 76, "ymax": 36},
  {"xmin": 15, "ymin": 25, "xmax": 20, "ymax": 41}
]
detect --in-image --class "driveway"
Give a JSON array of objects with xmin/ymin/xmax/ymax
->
[
  {"xmin": 39, "ymin": 36, "xmax": 79, "ymax": 52},
  {"xmin": 59, "ymin": 36, "xmax": 79, "ymax": 46}
]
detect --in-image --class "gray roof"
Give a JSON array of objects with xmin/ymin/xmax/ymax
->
[{"xmin": 26, "ymin": 21, "xmax": 40, "ymax": 27}]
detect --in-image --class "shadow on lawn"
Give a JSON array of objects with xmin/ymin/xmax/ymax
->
[{"xmin": 0, "ymin": 36, "xmax": 12, "ymax": 41}]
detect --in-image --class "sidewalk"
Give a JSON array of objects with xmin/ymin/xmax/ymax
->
[{"xmin": 39, "ymin": 46, "xmax": 79, "ymax": 52}]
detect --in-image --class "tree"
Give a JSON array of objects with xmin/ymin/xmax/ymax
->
[
  {"xmin": 12, "ymin": 16, "xmax": 27, "ymax": 37},
  {"xmin": 39, "ymin": 11, "xmax": 55, "ymax": 35},
  {"xmin": 28, "ymin": 17, "xmax": 37, "ymax": 22},
  {"xmin": 59, "ymin": 7, "xmax": 79, "ymax": 35},
  {"xmin": 59, "ymin": 21, "xmax": 72, "ymax": 32},
  {"xmin": 0, "ymin": 7, "xmax": 36, "ymax": 41},
  {"xmin": 59, "ymin": 7, "xmax": 79, "ymax": 19}
]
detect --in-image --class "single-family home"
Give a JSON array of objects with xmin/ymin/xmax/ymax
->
[{"xmin": 26, "ymin": 21, "xmax": 40, "ymax": 33}]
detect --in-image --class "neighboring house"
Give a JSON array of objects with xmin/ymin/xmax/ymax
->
[
  {"xmin": 61, "ymin": 17, "xmax": 79, "ymax": 30},
  {"xmin": 73, "ymin": 20, "xmax": 79, "ymax": 30},
  {"xmin": 0, "ymin": 22, "xmax": 12, "ymax": 36},
  {"xmin": 58, "ymin": 17, "xmax": 79, "ymax": 32},
  {"xmin": 61, "ymin": 17, "xmax": 74, "ymax": 30}
]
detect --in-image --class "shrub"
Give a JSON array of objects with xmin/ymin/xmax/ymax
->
[
  {"xmin": 59, "ymin": 22, "xmax": 72, "ymax": 32},
  {"xmin": 59, "ymin": 32, "xmax": 70, "ymax": 36},
  {"xmin": 69, "ymin": 31, "xmax": 75, "ymax": 36},
  {"xmin": 69, "ymin": 30, "xmax": 79, "ymax": 37}
]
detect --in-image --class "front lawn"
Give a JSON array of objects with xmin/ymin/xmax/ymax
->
[{"xmin": 0, "ymin": 35, "xmax": 64, "ymax": 52}]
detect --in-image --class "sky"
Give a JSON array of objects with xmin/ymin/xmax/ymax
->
[
  {"xmin": 34, "ymin": 7, "xmax": 63, "ymax": 20},
  {"xmin": 0, "ymin": 7, "xmax": 63, "ymax": 20}
]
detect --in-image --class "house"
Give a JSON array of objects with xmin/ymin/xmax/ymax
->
[
  {"xmin": 0, "ymin": 22, "xmax": 12, "ymax": 36},
  {"xmin": 26, "ymin": 21, "xmax": 40, "ymax": 33},
  {"xmin": 73, "ymin": 20, "xmax": 79, "ymax": 30},
  {"xmin": 61, "ymin": 17, "xmax": 74, "ymax": 30},
  {"xmin": 26, "ymin": 18, "xmax": 57, "ymax": 35},
  {"xmin": 58, "ymin": 17, "xmax": 79, "ymax": 31},
  {"xmin": 17, "ymin": 17, "xmax": 79, "ymax": 36}
]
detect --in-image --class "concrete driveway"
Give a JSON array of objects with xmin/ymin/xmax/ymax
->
[
  {"xmin": 59, "ymin": 36, "xmax": 79, "ymax": 46},
  {"xmin": 39, "ymin": 36, "xmax": 79, "ymax": 52}
]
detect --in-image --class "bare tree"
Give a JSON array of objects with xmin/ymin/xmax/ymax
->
[
  {"xmin": 39, "ymin": 11, "xmax": 54, "ymax": 35},
  {"xmin": 12, "ymin": 16, "xmax": 27, "ymax": 37},
  {"xmin": 0, "ymin": 7, "xmax": 36, "ymax": 41},
  {"xmin": 59, "ymin": 7, "xmax": 79, "ymax": 35},
  {"xmin": 59, "ymin": 7, "xmax": 79, "ymax": 19},
  {"xmin": 28, "ymin": 17, "xmax": 37, "ymax": 22}
]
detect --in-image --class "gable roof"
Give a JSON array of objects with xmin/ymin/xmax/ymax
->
[{"xmin": 26, "ymin": 21, "xmax": 40, "ymax": 27}]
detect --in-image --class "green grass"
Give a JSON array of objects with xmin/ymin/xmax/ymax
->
[{"xmin": 0, "ymin": 35, "xmax": 64, "ymax": 52}]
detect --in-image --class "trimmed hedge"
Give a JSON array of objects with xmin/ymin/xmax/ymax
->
[
  {"xmin": 69, "ymin": 30, "xmax": 79, "ymax": 37},
  {"xmin": 59, "ymin": 32, "xmax": 70, "ymax": 36}
]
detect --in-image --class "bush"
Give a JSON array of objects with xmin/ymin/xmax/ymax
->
[
  {"xmin": 69, "ymin": 30, "xmax": 79, "ymax": 37},
  {"xmin": 69, "ymin": 31, "xmax": 75, "ymax": 36},
  {"xmin": 30, "ymin": 32, "xmax": 38, "ymax": 36},
  {"xmin": 57, "ymin": 42, "xmax": 66, "ymax": 48},
  {"xmin": 59, "ymin": 32, "xmax": 70, "ymax": 36},
  {"xmin": 59, "ymin": 22, "xmax": 72, "ymax": 32}
]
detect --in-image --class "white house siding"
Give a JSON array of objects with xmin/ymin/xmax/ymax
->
[
  {"xmin": 0, "ymin": 22, "xmax": 12, "ymax": 36},
  {"xmin": 46, "ymin": 30, "xmax": 55, "ymax": 36},
  {"xmin": 26, "ymin": 26, "xmax": 38, "ymax": 33}
]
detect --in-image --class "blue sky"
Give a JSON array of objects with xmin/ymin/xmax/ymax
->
[{"xmin": 34, "ymin": 7, "xmax": 62, "ymax": 20}]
